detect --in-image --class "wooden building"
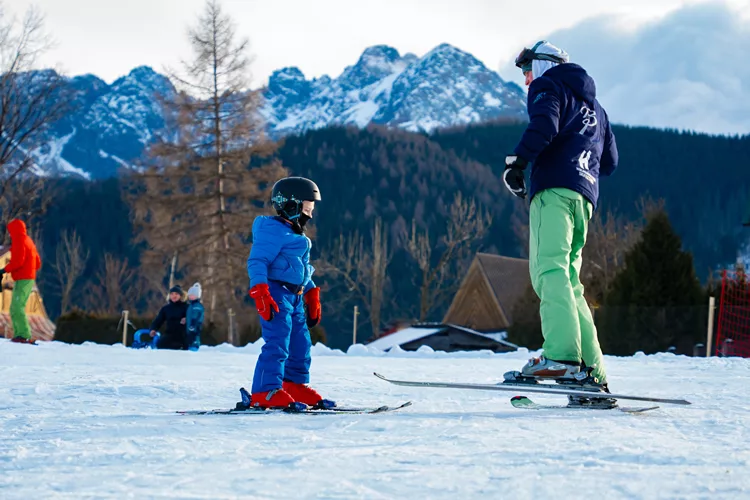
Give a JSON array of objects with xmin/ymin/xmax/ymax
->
[
  {"xmin": 0, "ymin": 246, "xmax": 56, "ymax": 341},
  {"xmin": 443, "ymin": 252, "xmax": 530, "ymax": 332},
  {"xmin": 366, "ymin": 324, "xmax": 518, "ymax": 353}
]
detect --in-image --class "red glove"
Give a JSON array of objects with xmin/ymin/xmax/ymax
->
[
  {"xmin": 249, "ymin": 284, "xmax": 279, "ymax": 321},
  {"xmin": 304, "ymin": 287, "xmax": 321, "ymax": 328}
]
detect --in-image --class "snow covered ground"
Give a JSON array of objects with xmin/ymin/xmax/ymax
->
[{"xmin": 1, "ymin": 340, "xmax": 749, "ymax": 499}]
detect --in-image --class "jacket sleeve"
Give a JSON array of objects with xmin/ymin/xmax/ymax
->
[
  {"xmin": 247, "ymin": 218, "xmax": 282, "ymax": 287},
  {"xmin": 513, "ymin": 77, "xmax": 562, "ymax": 163},
  {"xmin": 600, "ymin": 114, "xmax": 618, "ymax": 177},
  {"xmin": 35, "ymin": 252, "xmax": 41, "ymax": 271},
  {"xmin": 150, "ymin": 305, "xmax": 166, "ymax": 331},
  {"xmin": 4, "ymin": 238, "xmax": 28, "ymax": 274},
  {"xmin": 304, "ymin": 263, "xmax": 316, "ymax": 293}
]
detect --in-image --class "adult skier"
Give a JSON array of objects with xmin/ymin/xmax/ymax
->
[
  {"xmin": 149, "ymin": 285, "xmax": 189, "ymax": 350},
  {"xmin": 246, "ymin": 177, "xmax": 332, "ymax": 410},
  {"xmin": 502, "ymin": 41, "xmax": 618, "ymax": 393},
  {"xmin": 0, "ymin": 219, "xmax": 42, "ymax": 344}
]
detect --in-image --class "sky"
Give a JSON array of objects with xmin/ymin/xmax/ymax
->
[
  {"xmin": 7, "ymin": 0, "xmax": 750, "ymax": 134},
  {"xmin": 8, "ymin": 0, "xmax": 746, "ymax": 85}
]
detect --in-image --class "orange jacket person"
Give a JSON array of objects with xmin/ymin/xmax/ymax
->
[{"xmin": 0, "ymin": 219, "xmax": 42, "ymax": 344}]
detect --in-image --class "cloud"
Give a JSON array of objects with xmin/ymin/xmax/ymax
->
[{"xmin": 501, "ymin": 2, "xmax": 750, "ymax": 136}]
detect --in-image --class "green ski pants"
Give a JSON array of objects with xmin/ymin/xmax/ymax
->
[
  {"xmin": 529, "ymin": 188, "xmax": 607, "ymax": 383},
  {"xmin": 10, "ymin": 279, "xmax": 34, "ymax": 340}
]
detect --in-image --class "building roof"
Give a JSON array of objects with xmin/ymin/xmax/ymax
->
[
  {"xmin": 475, "ymin": 253, "xmax": 530, "ymax": 324},
  {"xmin": 0, "ymin": 312, "xmax": 55, "ymax": 341},
  {"xmin": 366, "ymin": 324, "xmax": 518, "ymax": 352},
  {"xmin": 366, "ymin": 326, "xmax": 444, "ymax": 351}
]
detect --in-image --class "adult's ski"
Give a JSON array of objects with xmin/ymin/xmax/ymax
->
[
  {"xmin": 374, "ymin": 372, "xmax": 691, "ymax": 406},
  {"xmin": 510, "ymin": 396, "xmax": 659, "ymax": 414}
]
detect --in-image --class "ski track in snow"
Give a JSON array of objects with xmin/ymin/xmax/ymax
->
[{"xmin": 0, "ymin": 340, "xmax": 748, "ymax": 499}]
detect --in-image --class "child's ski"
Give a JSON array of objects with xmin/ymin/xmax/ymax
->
[{"xmin": 177, "ymin": 401, "xmax": 412, "ymax": 416}]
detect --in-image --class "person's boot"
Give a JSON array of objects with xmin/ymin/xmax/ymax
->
[
  {"xmin": 10, "ymin": 336, "xmax": 36, "ymax": 345},
  {"xmin": 282, "ymin": 381, "xmax": 336, "ymax": 409},
  {"xmin": 249, "ymin": 388, "xmax": 302, "ymax": 409}
]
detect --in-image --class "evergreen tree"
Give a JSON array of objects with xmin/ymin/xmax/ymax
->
[{"xmin": 599, "ymin": 210, "xmax": 704, "ymax": 355}]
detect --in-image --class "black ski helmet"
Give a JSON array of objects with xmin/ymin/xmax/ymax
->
[{"xmin": 271, "ymin": 177, "xmax": 321, "ymax": 221}]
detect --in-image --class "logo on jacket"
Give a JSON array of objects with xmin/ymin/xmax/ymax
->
[
  {"xmin": 577, "ymin": 150, "xmax": 595, "ymax": 185},
  {"xmin": 579, "ymin": 105, "xmax": 597, "ymax": 134}
]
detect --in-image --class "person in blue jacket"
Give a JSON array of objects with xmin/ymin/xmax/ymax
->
[
  {"xmin": 186, "ymin": 282, "xmax": 204, "ymax": 351},
  {"xmin": 502, "ymin": 41, "xmax": 619, "ymax": 399},
  {"xmin": 245, "ymin": 177, "xmax": 334, "ymax": 410}
]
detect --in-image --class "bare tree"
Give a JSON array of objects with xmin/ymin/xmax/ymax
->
[
  {"xmin": 319, "ymin": 217, "xmax": 392, "ymax": 339},
  {"xmin": 53, "ymin": 229, "xmax": 89, "ymax": 314},
  {"xmin": 129, "ymin": 0, "xmax": 286, "ymax": 342},
  {"xmin": 84, "ymin": 254, "xmax": 138, "ymax": 315},
  {"xmin": 582, "ymin": 209, "xmax": 642, "ymax": 305},
  {"xmin": 405, "ymin": 193, "xmax": 492, "ymax": 321},
  {"xmin": 0, "ymin": 5, "xmax": 67, "ymax": 229}
]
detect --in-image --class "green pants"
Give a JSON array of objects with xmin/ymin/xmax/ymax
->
[
  {"xmin": 529, "ymin": 188, "xmax": 607, "ymax": 383},
  {"xmin": 10, "ymin": 279, "xmax": 34, "ymax": 340}
]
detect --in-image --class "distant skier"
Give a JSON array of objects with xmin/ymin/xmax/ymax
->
[
  {"xmin": 246, "ymin": 177, "xmax": 332, "ymax": 409},
  {"xmin": 0, "ymin": 219, "xmax": 42, "ymax": 344},
  {"xmin": 502, "ymin": 41, "xmax": 618, "ymax": 391},
  {"xmin": 185, "ymin": 282, "xmax": 204, "ymax": 351},
  {"xmin": 149, "ymin": 285, "xmax": 188, "ymax": 350}
]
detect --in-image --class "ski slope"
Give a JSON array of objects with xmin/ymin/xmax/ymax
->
[{"xmin": 1, "ymin": 340, "xmax": 748, "ymax": 499}]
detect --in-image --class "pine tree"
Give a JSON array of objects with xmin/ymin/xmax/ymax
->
[{"xmin": 599, "ymin": 210, "xmax": 704, "ymax": 355}]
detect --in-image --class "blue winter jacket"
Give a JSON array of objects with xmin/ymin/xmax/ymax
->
[
  {"xmin": 186, "ymin": 300, "xmax": 204, "ymax": 348},
  {"xmin": 247, "ymin": 216, "xmax": 316, "ymax": 290},
  {"xmin": 513, "ymin": 63, "xmax": 618, "ymax": 209}
]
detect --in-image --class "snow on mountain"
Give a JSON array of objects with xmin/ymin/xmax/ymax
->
[
  {"xmin": 1, "ymin": 339, "xmax": 747, "ymax": 498},
  {"xmin": 19, "ymin": 44, "xmax": 526, "ymax": 179},
  {"xmin": 262, "ymin": 44, "xmax": 526, "ymax": 136}
]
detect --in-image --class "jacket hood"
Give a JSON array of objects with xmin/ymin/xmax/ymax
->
[
  {"xmin": 7, "ymin": 219, "xmax": 27, "ymax": 238},
  {"xmin": 545, "ymin": 63, "xmax": 596, "ymax": 103}
]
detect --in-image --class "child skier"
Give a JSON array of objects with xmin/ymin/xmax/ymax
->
[
  {"xmin": 502, "ymin": 41, "xmax": 618, "ymax": 398},
  {"xmin": 149, "ymin": 285, "xmax": 189, "ymax": 350},
  {"xmin": 246, "ymin": 176, "xmax": 332, "ymax": 410},
  {"xmin": 186, "ymin": 282, "xmax": 204, "ymax": 351}
]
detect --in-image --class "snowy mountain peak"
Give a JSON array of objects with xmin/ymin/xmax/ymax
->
[
  {"xmin": 110, "ymin": 66, "xmax": 174, "ymax": 97},
  {"xmin": 357, "ymin": 45, "xmax": 402, "ymax": 72},
  {"xmin": 22, "ymin": 43, "xmax": 527, "ymax": 178},
  {"xmin": 263, "ymin": 43, "xmax": 526, "ymax": 136}
]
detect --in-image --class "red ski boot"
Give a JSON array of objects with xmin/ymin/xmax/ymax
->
[
  {"xmin": 11, "ymin": 336, "xmax": 36, "ymax": 345},
  {"xmin": 250, "ymin": 388, "xmax": 298, "ymax": 409},
  {"xmin": 283, "ymin": 381, "xmax": 336, "ymax": 409}
]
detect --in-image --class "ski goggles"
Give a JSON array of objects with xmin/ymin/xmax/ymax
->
[{"xmin": 514, "ymin": 47, "xmax": 567, "ymax": 73}]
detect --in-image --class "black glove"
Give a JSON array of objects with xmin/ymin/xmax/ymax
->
[
  {"xmin": 503, "ymin": 154, "xmax": 529, "ymax": 199},
  {"xmin": 0, "ymin": 268, "xmax": 5, "ymax": 278}
]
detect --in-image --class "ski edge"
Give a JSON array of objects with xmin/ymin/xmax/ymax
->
[{"xmin": 373, "ymin": 372, "xmax": 691, "ymax": 406}]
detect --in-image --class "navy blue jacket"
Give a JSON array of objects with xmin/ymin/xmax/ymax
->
[
  {"xmin": 514, "ymin": 63, "xmax": 618, "ymax": 209},
  {"xmin": 247, "ymin": 216, "xmax": 316, "ymax": 290},
  {"xmin": 150, "ymin": 300, "xmax": 188, "ymax": 349}
]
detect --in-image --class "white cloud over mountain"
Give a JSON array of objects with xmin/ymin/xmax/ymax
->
[{"xmin": 502, "ymin": 2, "xmax": 750, "ymax": 136}]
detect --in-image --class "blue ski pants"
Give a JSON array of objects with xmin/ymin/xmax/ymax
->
[{"xmin": 251, "ymin": 281, "xmax": 312, "ymax": 393}]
